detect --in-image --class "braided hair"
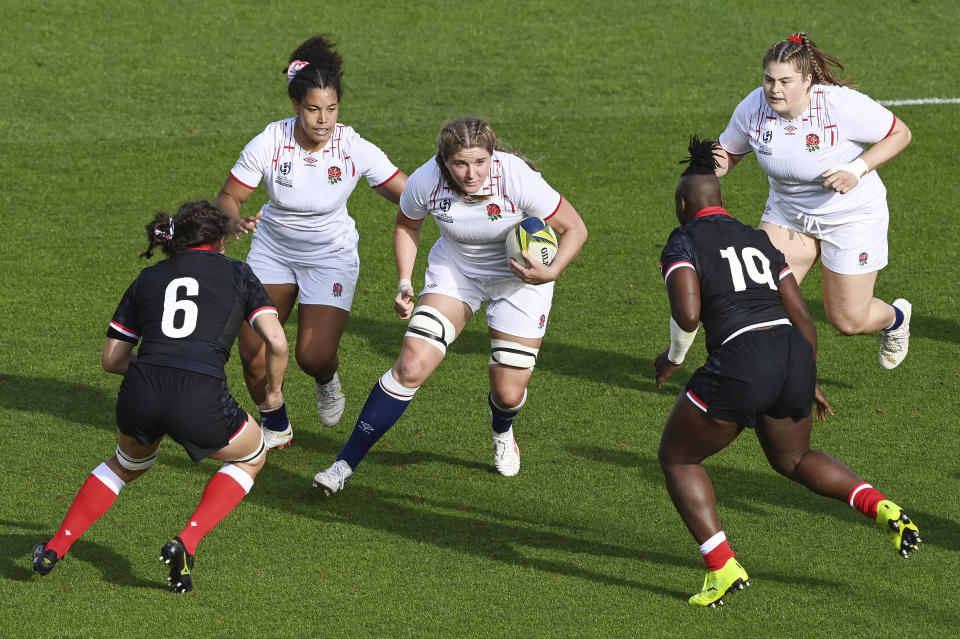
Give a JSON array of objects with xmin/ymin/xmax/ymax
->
[
  {"xmin": 435, "ymin": 116, "xmax": 538, "ymax": 200},
  {"xmin": 680, "ymin": 135, "xmax": 721, "ymax": 176},
  {"xmin": 763, "ymin": 32, "xmax": 856, "ymax": 89},
  {"xmin": 286, "ymin": 35, "xmax": 344, "ymax": 102},
  {"xmin": 141, "ymin": 200, "xmax": 235, "ymax": 258}
]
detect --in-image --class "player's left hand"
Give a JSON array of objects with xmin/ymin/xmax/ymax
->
[
  {"xmin": 654, "ymin": 349, "xmax": 681, "ymax": 389},
  {"xmin": 813, "ymin": 384, "xmax": 835, "ymax": 421},
  {"xmin": 821, "ymin": 158, "xmax": 867, "ymax": 195},
  {"xmin": 509, "ymin": 252, "xmax": 556, "ymax": 284}
]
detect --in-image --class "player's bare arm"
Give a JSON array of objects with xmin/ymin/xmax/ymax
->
[
  {"xmin": 821, "ymin": 118, "xmax": 912, "ymax": 194},
  {"xmin": 510, "ymin": 198, "xmax": 587, "ymax": 284},
  {"xmin": 655, "ymin": 267, "xmax": 700, "ymax": 388},
  {"xmin": 394, "ymin": 210, "xmax": 422, "ymax": 319},
  {"xmin": 780, "ymin": 273, "xmax": 834, "ymax": 419},
  {"xmin": 373, "ymin": 171, "xmax": 409, "ymax": 205},
  {"xmin": 252, "ymin": 312, "xmax": 289, "ymax": 411},
  {"xmin": 216, "ymin": 176, "xmax": 262, "ymax": 235},
  {"xmin": 101, "ymin": 338, "xmax": 136, "ymax": 376}
]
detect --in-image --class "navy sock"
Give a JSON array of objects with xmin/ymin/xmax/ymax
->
[
  {"xmin": 315, "ymin": 375, "xmax": 334, "ymax": 386},
  {"xmin": 260, "ymin": 401, "xmax": 289, "ymax": 432},
  {"xmin": 338, "ymin": 377, "xmax": 414, "ymax": 469},
  {"xmin": 489, "ymin": 393, "xmax": 522, "ymax": 435},
  {"xmin": 886, "ymin": 304, "xmax": 905, "ymax": 331}
]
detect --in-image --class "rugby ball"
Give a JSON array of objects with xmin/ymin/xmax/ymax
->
[{"xmin": 505, "ymin": 217, "xmax": 558, "ymax": 267}]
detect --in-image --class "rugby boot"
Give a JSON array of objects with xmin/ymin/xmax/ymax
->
[
  {"xmin": 876, "ymin": 500, "xmax": 921, "ymax": 558},
  {"xmin": 492, "ymin": 427, "xmax": 521, "ymax": 477},
  {"xmin": 879, "ymin": 299, "xmax": 911, "ymax": 369},
  {"xmin": 159, "ymin": 536, "xmax": 195, "ymax": 593},
  {"xmin": 689, "ymin": 557, "xmax": 750, "ymax": 607},
  {"xmin": 261, "ymin": 424, "xmax": 293, "ymax": 450},
  {"xmin": 316, "ymin": 373, "xmax": 346, "ymax": 427},
  {"xmin": 31, "ymin": 542, "xmax": 59, "ymax": 576},
  {"xmin": 313, "ymin": 459, "xmax": 353, "ymax": 496}
]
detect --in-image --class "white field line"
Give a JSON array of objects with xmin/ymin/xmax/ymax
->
[{"xmin": 879, "ymin": 98, "xmax": 960, "ymax": 106}]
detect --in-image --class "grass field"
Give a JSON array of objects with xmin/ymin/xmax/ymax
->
[{"xmin": 1, "ymin": 0, "xmax": 958, "ymax": 636}]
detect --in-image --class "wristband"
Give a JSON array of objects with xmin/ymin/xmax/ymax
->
[
  {"xmin": 668, "ymin": 316, "xmax": 698, "ymax": 365},
  {"xmin": 398, "ymin": 278, "xmax": 413, "ymax": 295},
  {"xmin": 829, "ymin": 157, "xmax": 869, "ymax": 181}
]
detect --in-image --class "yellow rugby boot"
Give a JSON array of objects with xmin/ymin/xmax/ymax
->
[
  {"xmin": 876, "ymin": 500, "xmax": 921, "ymax": 558},
  {"xmin": 688, "ymin": 557, "xmax": 750, "ymax": 607}
]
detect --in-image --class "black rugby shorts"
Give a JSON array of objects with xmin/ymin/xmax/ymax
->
[
  {"xmin": 116, "ymin": 362, "xmax": 248, "ymax": 461},
  {"xmin": 684, "ymin": 324, "xmax": 815, "ymax": 427}
]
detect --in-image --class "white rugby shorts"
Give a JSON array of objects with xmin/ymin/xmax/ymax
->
[
  {"xmin": 246, "ymin": 241, "xmax": 359, "ymax": 310},
  {"xmin": 420, "ymin": 240, "xmax": 554, "ymax": 339},
  {"xmin": 761, "ymin": 196, "xmax": 889, "ymax": 275}
]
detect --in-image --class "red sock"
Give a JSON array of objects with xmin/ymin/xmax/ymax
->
[
  {"xmin": 700, "ymin": 532, "xmax": 736, "ymax": 572},
  {"xmin": 848, "ymin": 482, "xmax": 886, "ymax": 519},
  {"xmin": 178, "ymin": 465, "xmax": 253, "ymax": 554},
  {"xmin": 46, "ymin": 463, "xmax": 125, "ymax": 557}
]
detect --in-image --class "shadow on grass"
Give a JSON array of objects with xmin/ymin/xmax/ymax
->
[
  {"xmin": 244, "ymin": 466, "xmax": 695, "ymax": 600},
  {"xmin": 570, "ymin": 445, "xmax": 960, "ymax": 553},
  {"xmin": 345, "ymin": 315, "xmax": 658, "ymax": 391},
  {"xmin": 0, "ymin": 521, "xmax": 160, "ymax": 589},
  {"xmin": 0, "ymin": 374, "xmax": 114, "ymax": 430}
]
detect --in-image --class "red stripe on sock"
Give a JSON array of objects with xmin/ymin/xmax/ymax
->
[
  {"xmin": 178, "ymin": 471, "xmax": 249, "ymax": 555},
  {"xmin": 703, "ymin": 540, "xmax": 736, "ymax": 572},
  {"xmin": 46, "ymin": 473, "xmax": 119, "ymax": 557},
  {"xmin": 849, "ymin": 483, "xmax": 886, "ymax": 519}
]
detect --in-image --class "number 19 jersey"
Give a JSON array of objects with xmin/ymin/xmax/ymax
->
[
  {"xmin": 659, "ymin": 207, "xmax": 793, "ymax": 353},
  {"xmin": 107, "ymin": 247, "xmax": 278, "ymax": 379}
]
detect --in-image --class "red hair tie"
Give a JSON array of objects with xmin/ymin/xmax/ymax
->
[{"xmin": 788, "ymin": 35, "xmax": 803, "ymax": 44}]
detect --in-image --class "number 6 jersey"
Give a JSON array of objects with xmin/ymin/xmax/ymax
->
[
  {"xmin": 107, "ymin": 246, "xmax": 278, "ymax": 379},
  {"xmin": 659, "ymin": 207, "xmax": 793, "ymax": 353}
]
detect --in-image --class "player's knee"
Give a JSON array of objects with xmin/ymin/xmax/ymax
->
[
  {"xmin": 767, "ymin": 453, "xmax": 802, "ymax": 478},
  {"xmin": 405, "ymin": 305, "xmax": 457, "ymax": 355},
  {"xmin": 113, "ymin": 446, "xmax": 158, "ymax": 481},
  {"xmin": 491, "ymin": 387, "xmax": 527, "ymax": 411},
  {"xmin": 825, "ymin": 309, "xmax": 868, "ymax": 335},
  {"xmin": 392, "ymin": 354, "xmax": 433, "ymax": 388},
  {"xmin": 294, "ymin": 348, "xmax": 337, "ymax": 378},
  {"xmin": 489, "ymin": 339, "xmax": 539, "ymax": 370}
]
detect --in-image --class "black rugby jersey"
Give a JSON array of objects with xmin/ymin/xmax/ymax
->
[
  {"xmin": 659, "ymin": 207, "xmax": 792, "ymax": 353},
  {"xmin": 107, "ymin": 246, "xmax": 277, "ymax": 379}
]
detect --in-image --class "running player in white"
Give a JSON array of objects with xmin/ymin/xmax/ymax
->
[
  {"xmin": 714, "ymin": 32, "xmax": 913, "ymax": 369},
  {"xmin": 217, "ymin": 35, "xmax": 407, "ymax": 449},
  {"xmin": 313, "ymin": 116, "xmax": 588, "ymax": 493}
]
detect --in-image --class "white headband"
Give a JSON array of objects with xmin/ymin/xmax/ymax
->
[{"xmin": 286, "ymin": 60, "xmax": 309, "ymax": 84}]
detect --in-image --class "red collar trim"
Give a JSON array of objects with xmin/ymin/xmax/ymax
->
[
  {"xmin": 187, "ymin": 244, "xmax": 220, "ymax": 252},
  {"xmin": 693, "ymin": 206, "xmax": 731, "ymax": 219}
]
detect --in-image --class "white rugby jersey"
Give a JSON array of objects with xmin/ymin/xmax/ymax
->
[
  {"xmin": 719, "ymin": 85, "xmax": 896, "ymax": 223},
  {"xmin": 400, "ymin": 151, "xmax": 562, "ymax": 278},
  {"xmin": 230, "ymin": 119, "xmax": 400, "ymax": 260}
]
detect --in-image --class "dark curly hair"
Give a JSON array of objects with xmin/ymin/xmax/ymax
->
[
  {"xmin": 141, "ymin": 200, "xmax": 236, "ymax": 258},
  {"xmin": 285, "ymin": 34, "xmax": 344, "ymax": 102}
]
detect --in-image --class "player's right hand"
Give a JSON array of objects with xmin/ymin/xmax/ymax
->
[
  {"xmin": 394, "ymin": 280, "xmax": 415, "ymax": 319},
  {"xmin": 654, "ymin": 349, "xmax": 681, "ymax": 389},
  {"xmin": 237, "ymin": 210, "xmax": 264, "ymax": 236}
]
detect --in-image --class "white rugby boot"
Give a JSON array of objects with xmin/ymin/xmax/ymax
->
[
  {"xmin": 313, "ymin": 460, "xmax": 353, "ymax": 496},
  {"xmin": 316, "ymin": 373, "xmax": 346, "ymax": 427},
  {"xmin": 879, "ymin": 299, "xmax": 911, "ymax": 370},
  {"xmin": 261, "ymin": 424, "xmax": 293, "ymax": 450},
  {"xmin": 492, "ymin": 427, "xmax": 520, "ymax": 477}
]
